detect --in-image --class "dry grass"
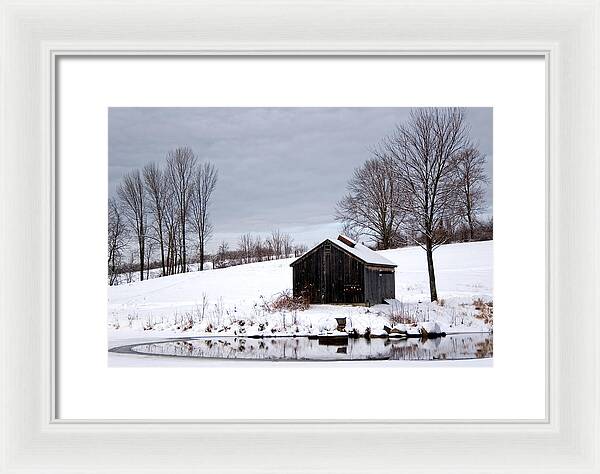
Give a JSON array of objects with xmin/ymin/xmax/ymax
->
[
  {"xmin": 388, "ymin": 301, "xmax": 419, "ymax": 325},
  {"xmin": 473, "ymin": 298, "xmax": 493, "ymax": 325},
  {"xmin": 261, "ymin": 290, "xmax": 310, "ymax": 313}
]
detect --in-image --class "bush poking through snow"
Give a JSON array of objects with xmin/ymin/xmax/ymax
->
[
  {"xmin": 474, "ymin": 298, "xmax": 493, "ymax": 325},
  {"xmin": 261, "ymin": 290, "xmax": 310, "ymax": 313},
  {"xmin": 179, "ymin": 313, "xmax": 193, "ymax": 331},
  {"xmin": 387, "ymin": 300, "xmax": 418, "ymax": 325},
  {"xmin": 142, "ymin": 316, "xmax": 154, "ymax": 331}
]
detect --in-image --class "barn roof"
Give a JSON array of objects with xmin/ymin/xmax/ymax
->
[{"xmin": 290, "ymin": 235, "xmax": 397, "ymax": 268}]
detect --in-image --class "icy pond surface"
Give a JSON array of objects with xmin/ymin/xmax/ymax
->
[{"xmin": 111, "ymin": 333, "xmax": 493, "ymax": 361}]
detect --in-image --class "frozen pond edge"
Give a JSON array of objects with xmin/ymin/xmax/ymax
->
[{"xmin": 109, "ymin": 333, "xmax": 493, "ymax": 365}]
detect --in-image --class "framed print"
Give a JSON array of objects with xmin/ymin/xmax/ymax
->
[{"xmin": 1, "ymin": 1, "xmax": 599, "ymax": 473}]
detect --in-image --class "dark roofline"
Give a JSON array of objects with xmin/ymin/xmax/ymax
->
[{"xmin": 290, "ymin": 238, "xmax": 397, "ymax": 268}]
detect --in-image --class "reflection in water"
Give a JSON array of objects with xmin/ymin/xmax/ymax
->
[{"xmin": 128, "ymin": 334, "xmax": 493, "ymax": 361}]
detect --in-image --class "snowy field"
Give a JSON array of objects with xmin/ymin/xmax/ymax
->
[{"xmin": 108, "ymin": 241, "xmax": 493, "ymax": 364}]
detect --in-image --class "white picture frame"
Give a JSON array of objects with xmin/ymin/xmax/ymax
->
[{"xmin": 1, "ymin": 1, "xmax": 598, "ymax": 472}]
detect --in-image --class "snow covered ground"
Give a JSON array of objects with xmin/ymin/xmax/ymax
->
[{"xmin": 108, "ymin": 240, "xmax": 493, "ymax": 352}]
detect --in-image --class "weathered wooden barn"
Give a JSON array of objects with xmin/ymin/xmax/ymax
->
[{"xmin": 290, "ymin": 235, "xmax": 396, "ymax": 305}]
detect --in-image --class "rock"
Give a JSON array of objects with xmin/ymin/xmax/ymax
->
[
  {"xmin": 389, "ymin": 327, "xmax": 404, "ymax": 334},
  {"xmin": 420, "ymin": 322, "xmax": 441, "ymax": 335},
  {"xmin": 370, "ymin": 328, "xmax": 389, "ymax": 338}
]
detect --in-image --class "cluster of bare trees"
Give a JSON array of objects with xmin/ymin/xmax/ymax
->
[
  {"xmin": 390, "ymin": 216, "xmax": 493, "ymax": 248},
  {"xmin": 107, "ymin": 198, "xmax": 128, "ymax": 286},
  {"xmin": 213, "ymin": 230, "xmax": 307, "ymax": 269},
  {"xmin": 336, "ymin": 108, "xmax": 491, "ymax": 302},
  {"xmin": 108, "ymin": 146, "xmax": 218, "ymax": 285}
]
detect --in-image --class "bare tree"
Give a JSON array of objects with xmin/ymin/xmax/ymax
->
[
  {"xmin": 190, "ymin": 161, "xmax": 218, "ymax": 271},
  {"xmin": 238, "ymin": 233, "xmax": 254, "ymax": 264},
  {"xmin": 387, "ymin": 107, "xmax": 471, "ymax": 301},
  {"xmin": 107, "ymin": 197, "xmax": 127, "ymax": 285},
  {"xmin": 162, "ymin": 182, "xmax": 179, "ymax": 276},
  {"xmin": 117, "ymin": 169, "xmax": 146, "ymax": 281},
  {"xmin": 282, "ymin": 232, "xmax": 294, "ymax": 258},
  {"xmin": 166, "ymin": 147, "xmax": 196, "ymax": 273},
  {"xmin": 214, "ymin": 240, "xmax": 229, "ymax": 268},
  {"xmin": 454, "ymin": 147, "xmax": 488, "ymax": 241},
  {"xmin": 253, "ymin": 236, "xmax": 265, "ymax": 262},
  {"xmin": 267, "ymin": 229, "xmax": 284, "ymax": 259},
  {"xmin": 293, "ymin": 243, "xmax": 308, "ymax": 257},
  {"xmin": 143, "ymin": 162, "xmax": 168, "ymax": 275},
  {"xmin": 335, "ymin": 155, "xmax": 404, "ymax": 249},
  {"xmin": 144, "ymin": 240, "xmax": 155, "ymax": 280},
  {"xmin": 125, "ymin": 252, "xmax": 135, "ymax": 284}
]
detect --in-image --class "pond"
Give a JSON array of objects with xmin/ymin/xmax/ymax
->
[{"xmin": 110, "ymin": 333, "xmax": 493, "ymax": 361}]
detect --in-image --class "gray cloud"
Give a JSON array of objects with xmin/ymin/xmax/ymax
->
[{"xmin": 109, "ymin": 107, "xmax": 492, "ymax": 251}]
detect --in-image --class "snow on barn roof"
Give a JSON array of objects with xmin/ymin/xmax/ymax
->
[
  {"xmin": 291, "ymin": 235, "xmax": 397, "ymax": 268},
  {"xmin": 330, "ymin": 235, "xmax": 397, "ymax": 267}
]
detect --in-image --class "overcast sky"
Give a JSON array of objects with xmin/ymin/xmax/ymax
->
[{"xmin": 109, "ymin": 107, "xmax": 492, "ymax": 252}]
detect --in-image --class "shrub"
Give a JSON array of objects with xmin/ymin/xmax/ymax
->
[
  {"xmin": 180, "ymin": 313, "xmax": 193, "ymax": 331},
  {"xmin": 262, "ymin": 290, "xmax": 309, "ymax": 313},
  {"xmin": 388, "ymin": 301, "xmax": 418, "ymax": 325},
  {"xmin": 142, "ymin": 316, "xmax": 154, "ymax": 330},
  {"xmin": 474, "ymin": 298, "xmax": 493, "ymax": 325}
]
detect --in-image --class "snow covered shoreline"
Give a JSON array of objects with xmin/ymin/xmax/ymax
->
[{"xmin": 108, "ymin": 241, "xmax": 493, "ymax": 346}]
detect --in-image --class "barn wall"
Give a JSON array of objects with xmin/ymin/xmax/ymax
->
[
  {"xmin": 292, "ymin": 247, "xmax": 322, "ymax": 303},
  {"xmin": 292, "ymin": 243, "xmax": 365, "ymax": 304},
  {"xmin": 363, "ymin": 267, "xmax": 396, "ymax": 305}
]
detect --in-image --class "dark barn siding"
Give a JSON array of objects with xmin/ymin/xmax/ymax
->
[
  {"xmin": 363, "ymin": 266, "xmax": 396, "ymax": 305},
  {"xmin": 292, "ymin": 243, "xmax": 365, "ymax": 304}
]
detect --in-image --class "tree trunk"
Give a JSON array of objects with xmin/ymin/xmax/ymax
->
[
  {"xmin": 467, "ymin": 214, "xmax": 474, "ymax": 241},
  {"xmin": 158, "ymin": 223, "xmax": 166, "ymax": 276},
  {"xmin": 139, "ymin": 240, "xmax": 145, "ymax": 282},
  {"xmin": 425, "ymin": 237, "xmax": 437, "ymax": 302},
  {"xmin": 381, "ymin": 228, "xmax": 390, "ymax": 250},
  {"xmin": 181, "ymin": 217, "xmax": 187, "ymax": 272},
  {"xmin": 199, "ymin": 240, "xmax": 205, "ymax": 271}
]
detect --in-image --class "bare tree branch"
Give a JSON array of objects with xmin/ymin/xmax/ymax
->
[
  {"xmin": 190, "ymin": 161, "xmax": 218, "ymax": 271},
  {"xmin": 117, "ymin": 169, "xmax": 146, "ymax": 281},
  {"xmin": 166, "ymin": 147, "xmax": 196, "ymax": 273},
  {"xmin": 335, "ymin": 155, "xmax": 406, "ymax": 249}
]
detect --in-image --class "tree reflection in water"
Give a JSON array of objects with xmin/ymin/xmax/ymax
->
[{"xmin": 127, "ymin": 333, "xmax": 493, "ymax": 361}]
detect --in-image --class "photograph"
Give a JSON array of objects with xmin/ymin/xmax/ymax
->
[{"xmin": 107, "ymin": 107, "xmax": 493, "ymax": 365}]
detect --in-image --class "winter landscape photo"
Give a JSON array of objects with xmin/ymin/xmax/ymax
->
[{"xmin": 107, "ymin": 107, "xmax": 493, "ymax": 366}]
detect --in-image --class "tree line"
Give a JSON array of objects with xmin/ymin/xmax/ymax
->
[
  {"xmin": 212, "ymin": 230, "xmax": 308, "ymax": 269},
  {"xmin": 335, "ymin": 107, "xmax": 491, "ymax": 302},
  {"xmin": 108, "ymin": 146, "xmax": 218, "ymax": 285}
]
